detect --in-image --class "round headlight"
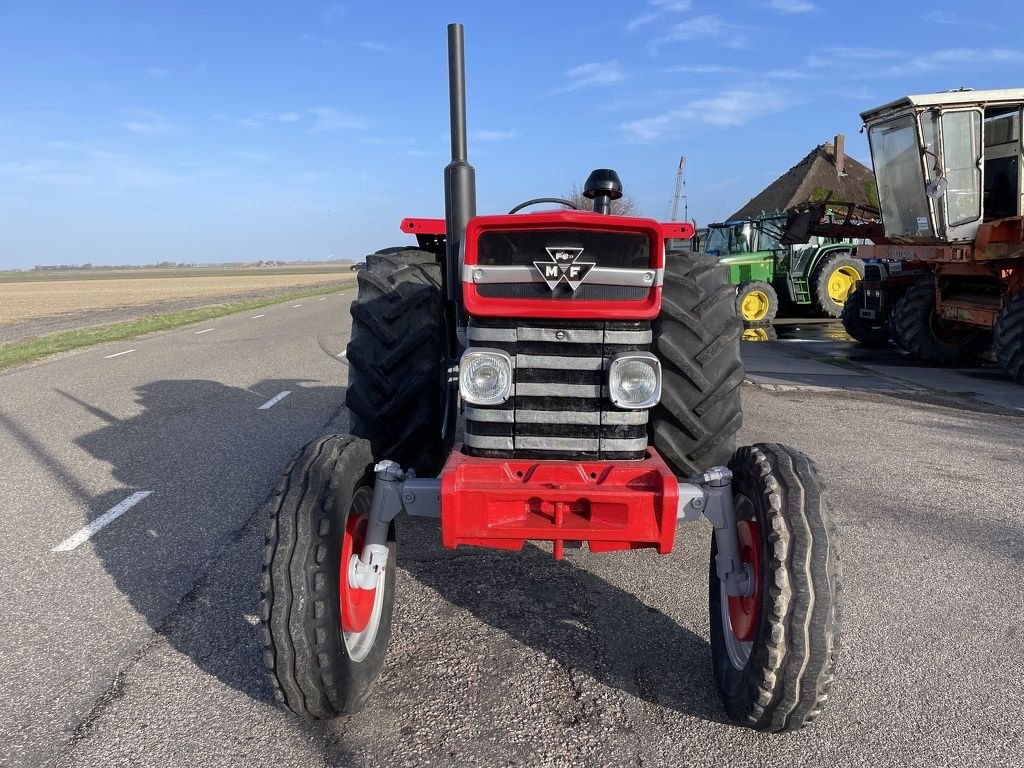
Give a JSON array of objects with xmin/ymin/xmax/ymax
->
[
  {"xmin": 460, "ymin": 349, "xmax": 513, "ymax": 405},
  {"xmin": 608, "ymin": 353, "xmax": 661, "ymax": 409}
]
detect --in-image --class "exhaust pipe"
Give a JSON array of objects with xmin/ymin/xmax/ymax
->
[{"xmin": 443, "ymin": 23, "xmax": 476, "ymax": 304}]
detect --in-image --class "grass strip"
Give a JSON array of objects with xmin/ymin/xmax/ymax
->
[{"xmin": 0, "ymin": 281, "xmax": 354, "ymax": 371}]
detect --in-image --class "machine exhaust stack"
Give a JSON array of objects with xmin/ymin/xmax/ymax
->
[{"xmin": 443, "ymin": 22, "xmax": 476, "ymax": 303}]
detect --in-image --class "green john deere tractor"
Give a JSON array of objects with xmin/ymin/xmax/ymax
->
[{"xmin": 701, "ymin": 213, "xmax": 866, "ymax": 325}]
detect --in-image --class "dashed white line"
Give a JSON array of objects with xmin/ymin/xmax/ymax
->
[
  {"xmin": 195, "ymin": 328, "xmax": 214, "ymax": 335},
  {"xmin": 52, "ymin": 491, "xmax": 152, "ymax": 552},
  {"xmin": 258, "ymin": 390, "xmax": 292, "ymax": 410},
  {"xmin": 103, "ymin": 349, "xmax": 136, "ymax": 359},
  {"xmin": 251, "ymin": 314, "xmax": 265, "ymax": 319},
  {"xmin": 291, "ymin": 304, "xmax": 303, "ymax": 308},
  {"xmin": 318, "ymin": 297, "xmax": 327, "ymax": 301}
]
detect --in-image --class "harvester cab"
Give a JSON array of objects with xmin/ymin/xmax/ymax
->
[
  {"xmin": 259, "ymin": 23, "xmax": 843, "ymax": 732},
  {"xmin": 846, "ymin": 89, "xmax": 1024, "ymax": 378}
]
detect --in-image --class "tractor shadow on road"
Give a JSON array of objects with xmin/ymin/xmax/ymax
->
[
  {"xmin": 398, "ymin": 520, "xmax": 729, "ymax": 725},
  {"xmin": 62, "ymin": 377, "xmax": 358, "ymax": 756}
]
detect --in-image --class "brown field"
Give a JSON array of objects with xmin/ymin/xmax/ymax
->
[{"xmin": 0, "ymin": 266, "xmax": 356, "ymax": 326}]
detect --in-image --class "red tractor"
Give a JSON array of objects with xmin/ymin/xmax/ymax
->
[{"xmin": 260, "ymin": 24, "xmax": 842, "ymax": 732}]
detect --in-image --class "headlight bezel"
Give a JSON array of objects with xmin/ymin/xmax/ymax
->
[
  {"xmin": 459, "ymin": 347, "xmax": 514, "ymax": 406},
  {"xmin": 607, "ymin": 352, "xmax": 662, "ymax": 410}
]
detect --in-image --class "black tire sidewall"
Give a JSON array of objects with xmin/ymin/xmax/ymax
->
[
  {"xmin": 813, "ymin": 254, "xmax": 861, "ymax": 317},
  {"xmin": 736, "ymin": 280, "xmax": 779, "ymax": 325}
]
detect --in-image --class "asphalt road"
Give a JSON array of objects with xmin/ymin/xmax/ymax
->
[{"xmin": 0, "ymin": 294, "xmax": 1021, "ymax": 767}]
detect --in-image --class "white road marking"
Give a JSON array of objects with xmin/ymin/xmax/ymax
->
[
  {"xmin": 318, "ymin": 297, "xmax": 327, "ymax": 301},
  {"xmin": 103, "ymin": 349, "xmax": 136, "ymax": 359},
  {"xmin": 292, "ymin": 304, "xmax": 303, "ymax": 308},
  {"xmin": 195, "ymin": 328, "xmax": 214, "ymax": 335},
  {"xmin": 52, "ymin": 491, "xmax": 152, "ymax": 552},
  {"xmin": 251, "ymin": 314, "xmax": 265, "ymax": 319},
  {"xmin": 258, "ymin": 390, "xmax": 292, "ymax": 410}
]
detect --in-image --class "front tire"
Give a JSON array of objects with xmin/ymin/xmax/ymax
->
[
  {"xmin": 889, "ymin": 275, "xmax": 990, "ymax": 365},
  {"xmin": 651, "ymin": 252, "xmax": 744, "ymax": 475},
  {"xmin": 260, "ymin": 436, "xmax": 395, "ymax": 718},
  {"xmin": 841, "ymin": 287, "xmax": 889, "ymax": 346},
  {"xmin": 736, "ymin": 280, "xmax": 779, "ymax": 325},
  {"xmin": 710, "ymin": 443, "xmax": 842, "ymax": 732},
  {"xmin": 812, "ymin": 254, "xmax": 863, "ymax": 318},
  {"xmin": 994, "ymin": 289, "xmax": 1024, "ymax": 383}
]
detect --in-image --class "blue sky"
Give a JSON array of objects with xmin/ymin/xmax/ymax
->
[{"xmin": 1, "ymin": 0, "xmax": 1022, "ymax": 267}]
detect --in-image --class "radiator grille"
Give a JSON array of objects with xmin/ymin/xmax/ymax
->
[{"xmin": 464, "ymin": 319, "xmax": 651, "ymax": 461}]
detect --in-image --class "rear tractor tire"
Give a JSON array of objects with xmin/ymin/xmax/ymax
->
[
  {"xmin": 710, "ymin": 443, "xmax": 842, "ymax": 732},
  {"xmin": 812, "ymin": 254, "xmax": 863, "ymax": 318},
  {"xmin": 345, "ymin": 248, "xmax": 448, "ymax": 477},
  {"xmin": 651, "ymin": 252, "xmax": 744, "ymax": 475},
  {"xmin": 841, "ymin": 286, "xmax": 889, "ymax": 347},
  {"xmin": 889, "ymin": 275, "xmax": 990, "ymax": 365},
  {"xmin": 736, "ymin": 280, "xmax": 779, "ymax": 326},
  {"xmin": 994, "ymin": 289, "xmax": 1024, "ymax": 383},
  {"xmin": 261, "ymin": 435, "xmax": 395, "ymax": 718}
]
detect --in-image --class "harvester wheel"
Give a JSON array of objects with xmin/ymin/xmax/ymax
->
[
  {"xmin": 994, "ymin": 289, "xmax": 1024, "ymax": 383},
  {"xmin": 261, "ymin": 435, "xmax": 395, "ymax": 718},
  {"xmin": 889, "ymin": 275, "xmax": 990, "ymax": 365},
  {"xmin": 346, "ymin": 248, "xmax": 448, "ymax": 476},
  {"xmin": 710, "ymin": 443, "xmax": 842, "ymax": 732},
  {"xmin": 736, "ymin": 280, "xmax": 778, "ymax": 325},
  {"xmin": 650, "ymin": 252, "xmax": 743, "ymax": 475},
  {"xmin": 812, "ymin": 254, "xmax": 863, "ymax": 318},
  {"xmin": 841, "ymin": 287, "xmax": 889, "ymax": 347}
]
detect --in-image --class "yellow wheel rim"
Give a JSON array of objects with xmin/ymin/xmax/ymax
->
[
  {"xmin": 742, "ymin": 327, "xmax": 770, "ymax": 342},
  {"xmin": 740, "ymin": 289, "xmax": 771, "ymax": 322},
  {"xmin": 827, "ymin": 266, "xmax": 860, "ymax": 304}
]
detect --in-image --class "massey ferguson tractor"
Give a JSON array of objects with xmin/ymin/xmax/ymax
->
[
  {"xmin": 810, "ymin": 89, "xmax": 1024, "ymax": 380},
  {"xmin": 260, "ymin": 24, "xmax": 842, "ymax": 732}
]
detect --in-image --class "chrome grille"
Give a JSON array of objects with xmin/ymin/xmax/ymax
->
[{"xmin": 463, "ymin": 319, "xmax": 651, "ymax": 461}]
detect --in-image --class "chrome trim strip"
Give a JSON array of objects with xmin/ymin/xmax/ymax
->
[
  {"xmin": 515, "ymin": 382, "xmax": 604, "ymax": 397},
  {"xmin": 465, "ymin": 408, "xmax": 514, "ymax": 423},
  {"xmin": 603, "ymin": 329, "xmax": 653, "ymax": 344},
  {"xmin": 601, "ymin": 410, "xmax": 649, "ymax": 425},
  {"xmin": 516, "ymin": 410, "xmax": 601, "ymax": 425},
  {"xmin": 600, "ymin": 437, "xmax": 650, "ymax": 451},
  {"xmin": 515, "ymin": 436, "xmax": 600, "ymax": 451},
  {"xmin": 516, "ymin": 354, "xmax": 603, "ymax": 370},
  {"xmin": 516, "ymin": 327, "xmax": 603, "ymax": 343},
  {"xmin": 463, "ymin": 434, "xmax": 514, "ymax": 450},
  {"xmin": 462, "ymin": 264, "xmax": 662, "ymax": 287},
  {"xmin": 466, "ymin": 326, "xmax": 517, "ymax": 342}
]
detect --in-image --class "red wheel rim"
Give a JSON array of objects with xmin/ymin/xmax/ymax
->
[
  {"xmin": 339, "ymin": 512, "xmax": 376, "ymax": 634},
  {"xmin": 727, "ymin": 520, "xmax": 761, "ymax": 642}
]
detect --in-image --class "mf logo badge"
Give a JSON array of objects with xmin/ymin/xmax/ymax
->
[{"xmin": 533, "ymin": 247, "xmax": 595, "ymax": 291}]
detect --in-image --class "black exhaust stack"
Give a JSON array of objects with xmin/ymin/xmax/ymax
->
[{"xmin": 443, "ymin": 23, "xmax": 476, "ymax": 303}]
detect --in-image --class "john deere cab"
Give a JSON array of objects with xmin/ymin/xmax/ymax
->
[{"xmin": 850, "ymin": 89, "xmax": 1024, "ymax": 380}]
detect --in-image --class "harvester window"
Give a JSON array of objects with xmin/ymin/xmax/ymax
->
[
  {"xmin": 982, "ymin": 108, "xmax": 1022, "ymax": 220},
  {"xmin": 940, "ymin": 110, "xmax": 982, "ymax": 226},
  {"xmin": 868, "ymin": 115, "xmax": 932, "ymax": 238}
]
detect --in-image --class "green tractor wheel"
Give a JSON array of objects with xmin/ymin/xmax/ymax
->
[{"xmin": 735, "ymin": 280, "xmax": 778, "ymax": 326}]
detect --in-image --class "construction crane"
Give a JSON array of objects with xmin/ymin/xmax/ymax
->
[{"xmin": 669, "ymin": 155, "xmax": 687, "ymax": 222}]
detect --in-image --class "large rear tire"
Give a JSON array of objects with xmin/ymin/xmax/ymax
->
[
  {"xmin": 889, "ymin": 275, "xmax": 990, "ymax": 365},
  {"xmin": 994, "ymin": 289, "xmax": 1024, "ymax": 383},
  {"xmin": 345, "ymin": 248, "xmax": 448, "ymax": 476},
  {"xmin": 260, "ymin": 435, "xmax": 395, "ymax": 718},
  {"xmin": 841, "ymin": 286, "xmax": 889, "ymax": 347},
  {"xmin": 710, "ymin": 443, "xmax": 843, "ymax": 732},
  {"xmin": 651, "ymin": 253, "xmax": 744, "ymax": 475},
  {"xmin": 812, "ymin": 253, "xmax": 862, "ymax": 318}
]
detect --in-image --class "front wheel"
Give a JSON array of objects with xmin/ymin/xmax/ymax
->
[
  {"xmin": 736, "ymin": 280, "xmax": 779, "ymax": 325},
  {"xmin": 812, "ymin": 254, "xmax": 863, "ymax": 318},
  {"xmin": 889, "ymin": 276, "xmax": 990, "ymax": 365},
  {"xmin": 841, "ymin": 287, "xmax": 889, "ymax": 347},
  {"xmin": 261, "ymin": 435, "xmax": 395, "ymax": 718},
  {"xmin": 709, "ymin": 443, "xmax": 843, "ymax": 732}
]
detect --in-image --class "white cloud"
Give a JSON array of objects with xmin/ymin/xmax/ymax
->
[
  {"xmin": 883, "ymin": 47, "xmax": 1024, "ymax": 76},
  {"xmin": 277, "ymin": 112, "xmax": 301, "ymax": 123},
  {"xmin": 626, "ymin": 0, "xmax": 691, "ymax": 32},
  {"xmin": 358, "ymin": 41, "xmax": 396, "ymax": 53},
  {"xmin": 307, "ymin": 107, "xmax": 369, "ymax": 132},
  {"xmin": 764, "ymin": 0, "xmax": 816, "ymax": 13},
  {"xmin": 231, "ymin": 150, "xmax": 277, "ymax": 163},
  {"xmin": 473, "ymin": 129, "xmax": 517, "ymax": 142},
  {"xmin": 805, "ymin": 46, "xmax": 900, "ymax": 67},
  {"xmin": 668, "ymin": 64, "xmax": 739, "ymax": 74},
  {"xmin": 289, "ymin": 171, "xmax": 329, "ymax": 183},
  {"xmin": 556, "ymin": 61, "xmax": 626, "ymax": 92},
  {"xmin": 123, "ymin": 111, "xmax": 181, "ymax": 135},
  {"xmin": 323, "ymin": 4, "xmax": 345, "ymax": 23},
  {"xmin": 146, "ymin": 66, "xmax": 172, "ymax": 78},
  {"xmin": 765, "ymin": 69, "xmax": 810, "ymax": 79},
  {"xmin": 654, "ymin": 15, "xmax": 747, "ymax": 49},
  {"xmin": 620, "ymin": 89, "xmax": 788, "ymax": 141}
]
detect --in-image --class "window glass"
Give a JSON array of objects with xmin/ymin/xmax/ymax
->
[
  {"xmin": 921, "ymin": 112, "xmax": 946, "ymax": 235},
  {"xmin": 868, "ymin": 115, "xmax": 932, "ymax": 238},
  {"xmin": 941, "ymin": 110, "xmax": 982, "ymax": 226}
]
